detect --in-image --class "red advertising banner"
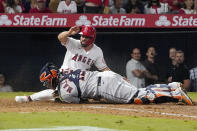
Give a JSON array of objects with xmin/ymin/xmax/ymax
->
[{"xmin": 0, "ymin": 13, "xmax": 197, "ymax": 28}]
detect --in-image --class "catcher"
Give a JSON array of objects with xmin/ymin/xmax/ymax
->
[{"xmin": 16, "ymin": 63, "xmax": 193, "ymax": 105}]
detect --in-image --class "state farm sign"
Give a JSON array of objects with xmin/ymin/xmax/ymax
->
[
  {"xmin": 92, "ymin": 16, "xmax": 145, "ymax": 26},
  {"xmin": 155, "ymin": 15, "xmax": 197, "ymax": 27},
  {"xmin": 0, "ymin": 14, "xmax": 68, "ymax": 27},
  {"xmin": 13, "ymin": 15, "xmax": 67, "ymax": 26},
  {"xmin": 0, "ymin": 13, "xmax": 197, "ymax": 28},
  {"xmin": 172, "ymin": 16, "xmax": 197, "ymax": 26}
]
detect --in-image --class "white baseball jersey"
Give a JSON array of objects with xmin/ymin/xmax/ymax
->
[
  {"xmin": 59, "ymin": 69, "xmax": 138, "ymax": 103},
  {"xmin": 5, "ymin": 5, "xmax": 22, "ymax": 14},
  {"xmin": 57, "ymin": 1, "xmax": 77, "ymax": 13},
  {"xmin": 58, "ymin": 69, "xmax": 183, "ymax": 104},
  {"xmin": 144, "ymin": 3, "xmax": 168, "ymax": 14},
  {"xmin": 60, "ymin": 37, "xmax": 108, "ymax": 71}
]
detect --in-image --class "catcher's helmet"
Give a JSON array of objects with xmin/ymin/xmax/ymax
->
[
  {"xmin": 39, "ymin": 63, "xmax": 59, "ymax": 89},
  {"xmin": 79, "ymin": 25, "xmax": 96, "ymax": 46}
]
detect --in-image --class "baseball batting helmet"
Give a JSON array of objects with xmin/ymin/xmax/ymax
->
[
  {"xmin": 79, "ymin": 25, "xmax": 96, "ymax": 46},
  {"xmin": 39, "ymin": 63, "xmax": 59, "ymax": 89}
]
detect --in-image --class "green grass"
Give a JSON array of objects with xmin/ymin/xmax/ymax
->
[
  {"xmin": 188, "ymin": 92, "xmax": 197, "ymax": 100},
  {"xmin": 0, "ymin": 92, "xmax": 197, "ymax": 130},
  {"xmin": 0, "ymin": 112, "xmax": 197, "ymax": 131}
]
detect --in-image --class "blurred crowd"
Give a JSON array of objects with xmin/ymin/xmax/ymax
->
[
  {"xmin": 0, "ymin": 0, "xmax": 197, "ymax": 14},
  {"xmin": 126, "ymin": 47, "xmax": 197, "ymax": 92},
  {"xmin": 0, "ymin": 72, "xmax": 13, "ymax": 92}
]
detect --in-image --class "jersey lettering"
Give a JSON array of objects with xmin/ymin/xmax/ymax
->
[
  {"xmin": 72, "ymin": 54, "xmax": 93, "ymax": 65},
  {"xmin": 78, "ymin": 55, "xmax": 82, "ymax": 61},
  {"xmin": 87, "ymin": 58, "xmax": 91, "ymax": 65},
  {"xmin": 62, "ymin": 76, "xmax": 73, "ymax": 94},
  {"xmin": 72, "ymin": 54, "xmax": 78, "ymax": 61},
  {"xmin": 80, "ymin": 71, "xmax": 86, "ymax": 81},
  {"xmin": 66, "ymin": 86, "xmax": 73, "ymax": 93},
  {"xmin": 82, "ymin": 57, "xmax": 87, "ymax": 63}
]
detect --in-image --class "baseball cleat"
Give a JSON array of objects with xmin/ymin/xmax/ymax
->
[
  {"xmin": 178, "ymin": 87, "xmax": 193, "ymax": 105},
  {"xmin": 15, "ymin": 96, "xmax": 29, "ymax": 103}
]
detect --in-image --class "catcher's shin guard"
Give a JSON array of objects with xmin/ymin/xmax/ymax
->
[
  {"xmin": 133, "ymin": 84, "xmax": 192, "ymax": 105},
  {"xmin": 178, "ymin": 87, "xmax": 193, "ymax": 105},
  {"xmin": 133, "ymin": 92, "xmax": 179, "ymax": 104},
  {"xmin": 169, "ymin": 83, "xmax": 193, "ymax": 105}
]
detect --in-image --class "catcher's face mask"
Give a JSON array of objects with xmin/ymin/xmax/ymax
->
[{"xmin": 39, "ymin": 63, "xmax": 58, "ymax": 89}]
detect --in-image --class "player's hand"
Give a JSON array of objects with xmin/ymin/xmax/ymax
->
[{"xmin": 68, "ymin": 26, "xmax": 80, "ymax": 36}]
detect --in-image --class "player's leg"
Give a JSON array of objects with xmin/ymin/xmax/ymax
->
[
  {"xmin": 15, "ymin": 89, "xmax": 55, "ymax": 103},
  {"xmin": 98, "ymin": 72, "xmax": 138, "ymax": 104},
  {"xmin": 133, "ymin": 83, "xmax": 193, "ymax": 105},
  {"xmin": 169, "ymin": 82, "xmax": 193, "ymax": 105}
]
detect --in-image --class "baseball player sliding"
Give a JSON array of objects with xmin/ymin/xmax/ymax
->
[
  {"xmin": 18, "ymin": 62, "xmax": 193, "ymax": 105},
  {"xmin": 15, "ymin": 25, "xmax": 110, "ymax": 103}
]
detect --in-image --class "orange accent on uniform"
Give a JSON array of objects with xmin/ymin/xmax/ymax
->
[
  {"xmin": 134, "ymin": 98, "xmax": 143, "ymax": 104},
  {"xmin": 40, "ymin": 72, "xmax": 47, "ymax": 82},
  {"xmin": 50, "ymin": 69, "xmax": 57, "ymax": 77},
  {"xmin": 181, "ymin": 95, "xmax": 193, "ymax": 105},
  {"xmin": 173, "ymin": 96, "xmax": 182, "ymax": 100}
]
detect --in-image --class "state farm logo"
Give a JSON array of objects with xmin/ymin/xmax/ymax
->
[
  {"xmin": 0, "ymin": 15, "xmax": 12, "ymax": 25},
  {"xmin": 155, "ymin": 16, "xmax": 171, "ymax": 26},
  {"xmin": 0, "ymin": 15, "xmax": 67, "ymax": 26},
  {"xmin": 75, "ymin": 15, "xmax": 91, "ymax": 26}
]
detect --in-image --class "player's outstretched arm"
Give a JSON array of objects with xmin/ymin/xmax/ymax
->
[{"xmin": 58, "ymin": 26, "xmax": 80, "ymax": 45}]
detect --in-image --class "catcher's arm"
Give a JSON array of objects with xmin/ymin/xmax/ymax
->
[{"xmin": 58, "ymin": 26, "xmax": 80, "ymax": 45}]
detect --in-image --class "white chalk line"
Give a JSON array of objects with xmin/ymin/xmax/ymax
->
[
  {"xmin": 0, "ymin": 126, "xmax": 128, "ymax": 131},
  {"xmin": 62, "ymin": 105, "xmax": 197, "ymax": 119}
]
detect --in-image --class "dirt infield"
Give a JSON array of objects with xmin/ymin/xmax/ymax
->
[{"xmin": 1, "ymin": 98, "xmax": 197, "ymax": 121}]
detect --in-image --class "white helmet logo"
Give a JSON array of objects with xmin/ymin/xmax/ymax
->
[
  {"xmin": 75, "ymin": 15, "xmax": 91, "ymax": 26},
  {"xmin": 155, "ymin": 16, "xmax": 170, "ymax": 26},
  {"xmin": 0, "ymin": 15, "xmax": 12, "ymax": 25}
]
